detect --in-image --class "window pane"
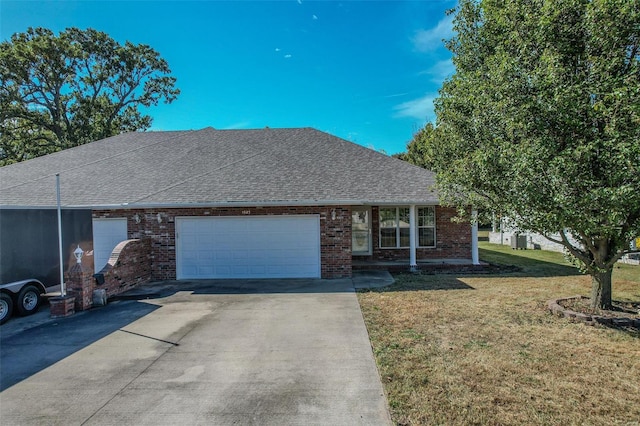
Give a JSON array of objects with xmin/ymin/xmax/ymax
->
[
  {"xmin": 399, "ymin": 228, "xmax": 410, "ymax": 247},
  {"xmin": 352, "ymin": 210, "xmax": 369, "ymax": 231},
  {"xmin": 353, "ymin": 230, "xmax": 369, "ymax": 252},
  {"xmin": 380, "ymin": 228, "xmax": 397, "ymax": 248},
  {"xmin": 398, "ymin": 208, "xmax": 410, "ymax": 228},
  {"xmin": 380, "ymin": 208, "xmax": 397, "ymax": 228},
  {"xmin": 418, "ymin": 207, "xmax": 435, "ymax": 227},
  {"xmin": 419, "ymin": 228, "xmax": 435, "ymax": 247}
]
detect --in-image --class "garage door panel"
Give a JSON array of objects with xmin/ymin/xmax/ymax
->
[
  {"xmin": 215, "ymin": 251, "xmax": 233, "ymax": 261},
  {"xmin": 248, "ymin": 265, "xmax": 264, "ymax": 274},
  {"xmin": 176, "ymin": 216, "xmax": 320, "ymax": 279},
  {"xmin": 200, "ymin": 266, "xmax": 215, "ymax": 276},
  {"xmin": 198, "ymin": 251, "xmax": 215, "ymax": 261},
  {"xmin": 182, "ymin": 250, "xmax": 197, "ymax": 261},
  {"xmin": 212, "ymin": 233, "xmax": 235, "ymax": 245},
  {"xmin": 232, "ymin": 251, "xmax": 249, "ymax": 261},
  {"xmin": 93, "ymin": 218, "xmax": 128, "ymax": 272}
]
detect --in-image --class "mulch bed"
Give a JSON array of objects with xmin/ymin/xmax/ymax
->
[{"xmin": 548, "ymin": 295, "xmax": 640, "ymax": 330}]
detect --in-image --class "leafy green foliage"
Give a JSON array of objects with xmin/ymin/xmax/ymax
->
[
  {"xmin": 396, "ymin": 123, "xmax": 438, "ymax": 169},
  {"xmin": 0, "ymin": 27, "xmax": 180, "ymax": 164},
  {"xmin": 412, "ymin": 0, "xmax": 640, "ymax": 308}
]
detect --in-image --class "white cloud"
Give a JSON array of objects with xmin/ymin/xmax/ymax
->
[
  {"xmin": 419, "ymin": 59, "xmax": 455, "ymax": 82},
  {"xmin": 221, "ymin": 121, "xmax": 251, "ymax": 130},
  {"xmin": 412, "ymin": 15, "xmax": 453, "ymax": 52},
  {"xmin": 393, "ymin": 94, "xmax": 436, "ymax": 120},
  {"xmin": 383, "ymin": 92, "xmax": 409, "ymax": 99}
]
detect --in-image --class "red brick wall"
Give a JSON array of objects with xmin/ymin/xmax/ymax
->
[
  {"xmin": 95, "ymin": 239, "xmax": 152, "ymax": 297},
  {"xmin": 364, "ymin": 206, "xmax": 472, "ymax": 261},
  {"xmin": 65, "ymin": 263, "xmax": 93, "ymax": 311},
  {"xmin": 432, "ymin": 206, "xmax": 473, "ymax": 258},
  {"xmin": 92, "ymin": 206, "xmax": 352, "ymax": 279}
]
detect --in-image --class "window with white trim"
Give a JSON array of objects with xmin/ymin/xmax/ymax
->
[
  {"xmin": 379, "ymin": 207, "xmax": 410, "ymax": 248},
  {"xmin": 379, "ymin": 206, "xmax": 436, "ymax": 248},
  {"xmin": 417, "ymin": 206, "xmax": 436, "ymax": 247}
]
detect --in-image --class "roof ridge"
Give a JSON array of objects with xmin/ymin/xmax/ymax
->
[{"xmin": 207, "ymin": 127, "xmax": 315, "ymax": 132}]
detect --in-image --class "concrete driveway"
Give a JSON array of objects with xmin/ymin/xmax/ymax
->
[{"xmin": 0, "ymin": 276, "xmax": 392, "ymax": 425}]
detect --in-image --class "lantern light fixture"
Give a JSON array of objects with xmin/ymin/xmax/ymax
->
[{"xmin": 74, "ymin": 245, "xmax": 84, "ymax": 264}]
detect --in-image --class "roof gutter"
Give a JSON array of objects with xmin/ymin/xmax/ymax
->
[{"xmin": 1, "ymin": 199, "xmax": 441, "ymax": 210}]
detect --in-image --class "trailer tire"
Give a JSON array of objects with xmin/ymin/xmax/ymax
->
[
  {"xmin": 0, "ymin": 292, "xmax": 13, "ymax": 324},
  {"xmin": 16, "ymin": 285, "xmax": 40, "ymax": 316}
]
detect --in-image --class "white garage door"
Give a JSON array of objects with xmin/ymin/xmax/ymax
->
[
  {"xmin": 93, "ymin": 218, "xmax": 128, "ymax": 272},
  {"xmin": 176, "ymin": 215, "xmax": 320, "ymax": 279}
]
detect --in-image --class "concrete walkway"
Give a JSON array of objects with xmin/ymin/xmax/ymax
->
[{"xmin": 1, "ymin": 275, "xmax": 393, "ymax": 425}]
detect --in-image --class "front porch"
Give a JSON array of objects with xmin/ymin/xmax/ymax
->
[
  {"xmin": 350, "ymin": 205, "xmax": 480, "ymax": 273},
  {"xmin": 352, "ymin": 258, "xmax": 489, "ymax": 274}
]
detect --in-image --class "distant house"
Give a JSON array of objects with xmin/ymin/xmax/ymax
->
[
  {"xmin": 0, "ymin": 127, "xmax": 478, "ymax": 281},
  {"xmin": 489, "ymin": 222, "xmax": 639, "ymax": 265}
]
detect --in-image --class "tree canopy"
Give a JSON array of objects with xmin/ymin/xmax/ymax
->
[
  {"xmin": 0, "ymin": 27, "xmax": 180, "ymax": 165},
  {"xmin": 406, "ymin": 0, "xmax": 640, "ymax": 308},
  {"xmin": 394, "ymin": 123, "xmax": 437, "ymax": 168}
]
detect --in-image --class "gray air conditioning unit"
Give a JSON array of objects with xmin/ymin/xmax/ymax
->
[{"xmin": 511, "ymin": 234, "xmax": 527, "ymax": 250}]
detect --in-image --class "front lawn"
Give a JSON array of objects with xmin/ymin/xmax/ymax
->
[{"xmin": 357, "ymin": 243, "xmax": 640, "ymax": 425}]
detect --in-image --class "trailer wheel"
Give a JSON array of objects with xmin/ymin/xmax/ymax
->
[
  {"xmin": 0, "ymin": 292, "xmax": 13, "ymax": 324},
  {"xmin": 16, "ymin": 285, "xmax": 40, "ymax": 316}
]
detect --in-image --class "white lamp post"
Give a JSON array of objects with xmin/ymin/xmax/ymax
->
[{"xmin": 56, "ymin": 173, "xmax": 65, "ymax": 297}]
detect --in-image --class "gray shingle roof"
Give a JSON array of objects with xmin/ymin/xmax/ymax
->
[{"xmin": 0, "ymin": 127, "xmax": 439, "ymax": 208}]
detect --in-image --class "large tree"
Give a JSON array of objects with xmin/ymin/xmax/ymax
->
[
  {"xmin": 416, "ymin": 0, "xmax": 639, "ymax": 309},
  {"xmin": 0, "ymin": 27, "xmax": 179, "ymax": 165},
  {"xmin": 394, "ymin": 123, "xmax": 437, "ymax": 167}
]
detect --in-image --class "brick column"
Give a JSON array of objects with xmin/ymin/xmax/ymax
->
[
  {"xmin": 50, "ymin": 296, "xmax": 75, "ymax": 318},
  {"xmin": 65, "ymin": 263, "xmax": 94, "ymax": 311}
]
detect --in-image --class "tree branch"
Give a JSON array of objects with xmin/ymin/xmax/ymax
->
[{"xmin": 557, "ymin": 230, "xmax": 594, "ymax": 270}]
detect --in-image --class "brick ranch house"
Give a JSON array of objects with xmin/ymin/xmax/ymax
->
[{"xmin": 1, "ymin": 127, "xmax": 478, "ymax": 295}]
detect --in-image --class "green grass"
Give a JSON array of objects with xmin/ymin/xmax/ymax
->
[
  {"xmin": 479, "ymin": 241, "xmax": 640, "ymax": 284},
  {"xmin": 358, "ymin": 243, "xmax": 640, "ymax": 425}
]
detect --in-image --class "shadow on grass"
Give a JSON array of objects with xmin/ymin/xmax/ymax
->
[
  {"xmin": 359, "ymin": 273, "xmax": 475, "ymax": 293},
  {"xmin": 478, "ymin": 247, "xmax": 582, "ymax": 278},
  {"xmin": 599, "ymin": 321, "xmax": 640, "ymax": 338}
]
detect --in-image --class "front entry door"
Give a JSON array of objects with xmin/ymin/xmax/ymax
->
[{"xmin": 352, "ymin": 207, "xmax": 371, "ymax": 255}]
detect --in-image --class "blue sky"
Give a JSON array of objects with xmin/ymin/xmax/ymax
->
[{"xmin": 1, "ymin": 0, "xmax": 457, "ymax": 155}]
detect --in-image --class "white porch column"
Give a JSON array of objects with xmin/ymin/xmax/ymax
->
[
  {"xmin": 409, "ymin": 204, "xmax": 417, "ymax": 270},
  {"xmin": 472, "ymin": 209, "xmax": 480, "ymax": 265}
]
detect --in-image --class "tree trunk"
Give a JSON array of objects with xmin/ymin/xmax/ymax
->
[{"xmin": 590, "ymin": 268, "xmax": 613, "ymax": 310}]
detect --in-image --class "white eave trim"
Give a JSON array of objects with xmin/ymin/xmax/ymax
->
[
  {"xmin": 0, "ymin": 205, "xmax": 90, "ymax": 210},
  {"xmin": 1, "ymin": 199, "xmax": 441, "ymax": 210}
]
